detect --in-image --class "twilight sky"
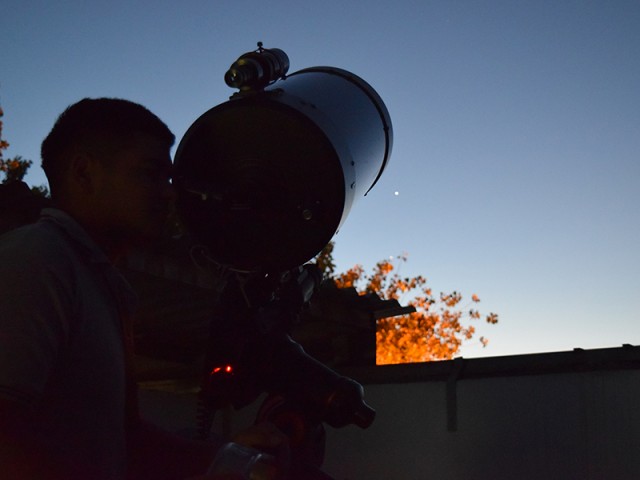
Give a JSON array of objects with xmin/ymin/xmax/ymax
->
[{"xmin": 1, "ymin": 0, "xmax": 639, "ymax": 358}]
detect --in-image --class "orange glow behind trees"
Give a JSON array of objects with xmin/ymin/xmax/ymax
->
[
  {"xmin": 0, "ymin": 105, "xmax": 32, "ymax": 183},
  {"xmin": 317, "ymin": 243, "xmax": 499, "ymax": 365},
  {"xmin": 0, "ymin": 105, "xmax": 47, "ymax": 194}
]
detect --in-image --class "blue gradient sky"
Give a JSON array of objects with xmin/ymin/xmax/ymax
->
[{"xmin": 2, "ymin": 0, "xmax": 639, "ymax": 358}]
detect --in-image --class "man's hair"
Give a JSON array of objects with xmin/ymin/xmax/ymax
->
[{"xmin": 41, "ymin": 98, "xmax": 175, "ymax": 194}]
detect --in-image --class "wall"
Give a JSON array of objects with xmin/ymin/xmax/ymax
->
[
  {"xmin": 322, "ymin": 368, "xmax": 640, "ymax": 479},
  {"xmin": 139, "ymin": 346, "xmax": 640, "ymax": 480}
]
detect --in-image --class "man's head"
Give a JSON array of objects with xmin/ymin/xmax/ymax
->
[
  {"xmin": 42, "ymin": 98, "xmax": 175, "ymax": 194},
  {"xmin": 41, "ymin": 98, "xmax": 176, "ymax": 254}
]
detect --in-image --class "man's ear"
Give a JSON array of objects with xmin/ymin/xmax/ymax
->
[{"xmin": 69, "ymin": 152, "xmax": 100, "ymax": 194}]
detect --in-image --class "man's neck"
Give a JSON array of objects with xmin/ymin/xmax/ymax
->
[{"xmin": 51, "ymin": 201, "xmax": 132, "ymax": 263}]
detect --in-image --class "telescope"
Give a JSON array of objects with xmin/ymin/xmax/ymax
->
[
  {"xmin": 173, "ymin": 43, "xmax": 393, "ymax": 273},
  {"xmin": 173, "ymin": 44, "xmax": 393, "ymax": 478}
]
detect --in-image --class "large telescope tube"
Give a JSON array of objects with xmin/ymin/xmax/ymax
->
[{"xmin": 173, "ymin": 58, "xmax": 392, "ymax": 273}]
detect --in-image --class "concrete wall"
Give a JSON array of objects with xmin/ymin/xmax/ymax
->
[
  {"xmin": 321, "ymin": 369, "xmax": 640, "ymax": 480},
  {"xmin": 139, "ymin": 347, "xmax": 640, "ymax": 480}
]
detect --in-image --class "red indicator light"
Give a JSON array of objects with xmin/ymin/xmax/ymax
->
[{"xmin": 210, "ymin": 364, "xmax": 234, "ymax": 376}]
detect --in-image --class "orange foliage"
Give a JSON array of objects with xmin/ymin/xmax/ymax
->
[
  {"xmin": 0, "ymin": 156, "xmax": 33, "ymax": 184},
  {"xmin": 322, "ymin": 244, "xmax": 499, "ymax": 365},
  {"xmin": 0, "ymin": 106, "xmax": 9, "ymax": 155},
  {"xmin": 0, "ymin": 106, "xmax": 33, "ymax": 184},
  {"xmin": 0, "ymin": 105, "xmax": 47, "ymax": 195}
]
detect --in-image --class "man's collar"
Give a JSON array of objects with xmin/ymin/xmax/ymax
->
[{"xmin": 40, "ymin": 208, "xmax": 138, "ymax": 313}]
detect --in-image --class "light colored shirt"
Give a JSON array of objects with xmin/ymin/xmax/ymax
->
[{"xmin": 0, "ymin": 208, "xmax": 136, "ymax": 480}]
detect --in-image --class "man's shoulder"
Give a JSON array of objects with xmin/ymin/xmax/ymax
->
[
  {"xmin": 1, "ymin": 217, "xmax": 67, "ymax": 249},
  {"xmin": 0, "ymin": 217, "xmax": 77, "ymax": 270}
]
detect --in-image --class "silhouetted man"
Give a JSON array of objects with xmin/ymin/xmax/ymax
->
[{"xmin": 0, "ymin": 98, "xmax": 285, "ymax": 480}]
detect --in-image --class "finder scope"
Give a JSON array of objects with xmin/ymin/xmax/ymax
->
[{"xmin": 224, "ymin": 42, "xmax": 290, "ymax": 91}]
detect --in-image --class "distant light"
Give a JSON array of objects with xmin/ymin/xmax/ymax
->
[{"xmin": 394, "ymin": 191, "xmax": 400, "ymax": 196}]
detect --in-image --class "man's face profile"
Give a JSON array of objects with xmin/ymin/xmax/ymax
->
[{"xmin": 89, "ymin": 133, "xmax": 175, "ymax": 246}]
